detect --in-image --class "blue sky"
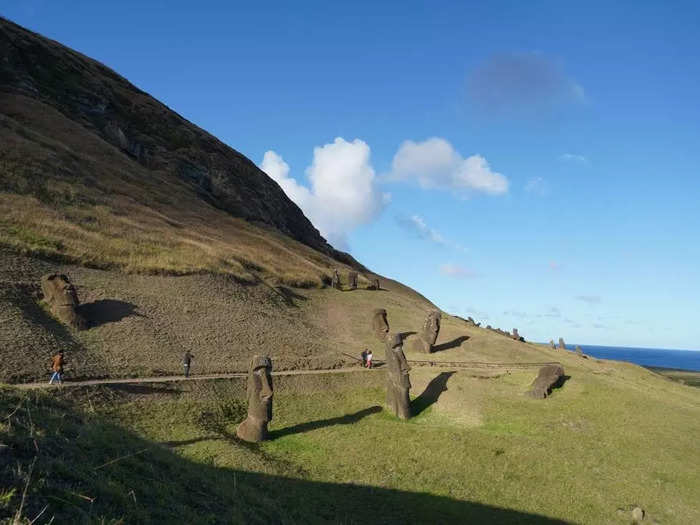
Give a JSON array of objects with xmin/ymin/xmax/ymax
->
[{"xmin": 4, "ymin": 1, "xmax": 700, "ymax": 350}]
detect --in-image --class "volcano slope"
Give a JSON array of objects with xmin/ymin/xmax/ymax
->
[{"xmin": 1, "ymin": 17, "xmax": 700, "ymax": 525}]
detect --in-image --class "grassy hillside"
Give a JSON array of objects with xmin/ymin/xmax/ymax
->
[{"xmin": 3, "ymin": 359, "xmax": 699, "ymax": 524}]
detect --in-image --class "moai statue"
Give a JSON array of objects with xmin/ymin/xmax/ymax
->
[
  {"xmin": 372, "ymin": 308, "xmax": 389, "ymax": 341},
  {"xmin": 558, "ymin": 337, "xmax": 566, "ymax": 350},
  {"xmin": 412, "ymin": 310, "xmax": 441, "ymax": 353},
  {"xmin": 40, "ymin": 273, "xmax": 87, "ymax": 330},
  {"xmin": 331, "ymin": 269, "xmax": 341, "ymax": 290},
  {"xmin": 512, "ymin": 328, "xmax": 520, "ymax": 340},
  {"xmin": 373, "ymin": 278, "xmax": 380, "ymax": 290},
  {"xmin": 575, "ymin": 345, "xmax": 583, "ymax": 356},
  {"xmin": 527, "ymin": 364, "xmax": 565, "ymax": 399},
  {"xmin": 236, "ymin": 355, "xmax": 273, "ymax": 442},
  {"xmin": 348, "ymin": 271, "xmax": 358, "ymax": 290},
  {"xmin": 549, "ymin": 339, "xmax": 556, "ymax": 349},
  {"xmin": 385, "ymin": 333, "xmax": 411, "ymax": 419},
  {"xmin": 467, "ymin": 316, "xmax": 476, "ymax": 325}
]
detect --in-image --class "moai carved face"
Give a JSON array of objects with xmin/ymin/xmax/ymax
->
[
  {"xmin": 372, "ymin": 308, "xmax": 389, "ymax": 341},
  {"xmin": 386, "ymin": 333, "xmax": 411, "ymax": 388},
  {"xmin": 424, "ymin": 311, "xmax": 441, "ymax": 345},
  {"xmin": 42, "ymin": 274, "xmax": 79, "ymax": 307},
  {"xmin": 247, "ymin": 355, "xmax": 273, "ymax": 422}
]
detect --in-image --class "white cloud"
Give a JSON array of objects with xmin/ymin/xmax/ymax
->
[
  {"xmin": 525, "ymin": 176, "xmax": 548, "ymax": 195},
  {"xmin": 559, "ymin": 153, "xmax": 589, "ymax": 164},
  {"xmin": 260, "ymin": 138, "xmax": 387, "ymax": 249},
  {"xmin": 398, "ymin": 215, "xmax": 446, "ymax": 245},
  {"xmin": 389, "ymin": 138, "xmax": 508, "ymax": 196},
  {"xmin": 576, "ymin": 295, "xmax": 601, "ymax": 304},
  {"xmin": 439, "ymin": 263, "xmax": 476, "ymax": 279}
]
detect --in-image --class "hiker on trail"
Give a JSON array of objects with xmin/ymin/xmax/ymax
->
[
  {"xmin": 365, "ymin": 350, "xmax": 373, "ymax": 369},
  {"xmin": 49, "ymin": 350, "xmax": 64, "ymax": 385},
  {"xmin": 183, "ymin": 352, "xmax": 194, "ymax": 377},
  {"xmin": 361, "ymin": 349, "xmax": 368, "ymax": 367}
]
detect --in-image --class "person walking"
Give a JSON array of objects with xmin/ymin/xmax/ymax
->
[
  {"xmin": 360, "ymin": 349, "xmax": 368, "ymax": 367},
  {"xmin": 183, "ymin": 351, "xmax": 194, "ymax": 378},
  {"xmin": 49, "ymin": 350, "xmax": 65, "ymax": 385},
  {"xmin": 365, "ymin": 349, "xmax": 373, "ymax": 369}
]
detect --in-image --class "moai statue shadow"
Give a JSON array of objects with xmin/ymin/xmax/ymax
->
[
  {"xmin": 348, "ymin": 271, "xmax": 358, "ymax": 290},
  {"xmin": 40, "ymin": 273, "xmax": 87, "ymax": 330},
  {"xmin": 331, "ymin": 269, "xmax": 341, "ymax": 290},
  {"xmin": 372, "ymin": 308, "xmax": 389, "ymax": 342},
  {"xmin": 558, "ymin": 338, "xmax": 566, "ymax": 350},
  {"xmin": 385, "ymin": 333, "xmax": 411, "ymax": 419},
  {"xmin": 412, "ymin": 310, "xmax": 441, "ymax": 353},
  {"xmin": 527, "ymin": 364, "xmax": 565, "ymax": 399},
  {"xmin": 236, "ymin": 355, "xmax": 273, "ymax": 442}
]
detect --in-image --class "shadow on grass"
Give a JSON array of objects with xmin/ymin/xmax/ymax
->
[
  {"xmin": 550, "ymin": 374, "xmax": 571, "ymax": 394},
  {"xmin": 269, "ymin": 405, "xmax": 382, "ymax": 439},
  {"xmin": 432, "ymin": 335, "xmax": 470, "ymax": 353},
  {"xmin": 79, "ymin": 299, "xmax": 143, "ymax": 327},
  {"xmin": 412, "ymin": 371, "xmax": 455, "ymax": 416},
  {"xmin": 398, "ymin": 331, "xmax": 417, "ymax": 340},
  {"xmin": 2, "ymin": 389, "xmax": 569, "ymax": 524},
  {"xmin": 274, "ymin": 286, "xmax": 308, "ymax": 307}
]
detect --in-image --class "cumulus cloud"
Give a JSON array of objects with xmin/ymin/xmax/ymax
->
[
  {"xmin": 260, "ymin": 138, "xmax": 387, "ymax": 249},
  {"xmin": 559, "ymin": 153, "xmax": 589, "ymax": 164},
  {"xmin": 439, "ymin": 263, "xmax": 476, "ymax": 279},
  {"xmin": 575, "ymin": 295, "xmax": 601, "ymax": 304},
  {"xmin": 389, "ymin": 138, "xmax": 508, "ymax": 196},
  {"xmin": 467, "ymin": 52, "xmax": 584, "ymax": 116}
]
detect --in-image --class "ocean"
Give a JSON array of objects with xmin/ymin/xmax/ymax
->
[{"xmin": 571, "ymin": 344, "xmax": 700, "ymax": 372}]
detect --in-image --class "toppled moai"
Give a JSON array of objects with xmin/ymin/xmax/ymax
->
[
  {"xmin": 372, "ymin": 308, "xmax": 389, "ymax": 341},
  {"xmin": 558, "ymin": 337, "xmax": 566, "ymax": 350},
  {"xmin": 526, "ymin": 364, "xmax": 565, "ymax": 399},
  {"xmin": 40, "ymin": 273, "xmax": 87, "ymax": 330},
  {"xmin": 348, "ymin": 271, "xmax": 358, "ymax": 290},
  {"xmin": 412, "ymin": 310, "xmax": 441, "ymax": 353},
  {"xmin": 331, "ymin": 269, "xmax": 341, "ymax": 290},
  {"xmin": 385, "ymin": 333, "xmax": 411, "ymax": 419},
  {"xmin": 236, "ymin": 355, "xmax": 273, "ymax": 442}
]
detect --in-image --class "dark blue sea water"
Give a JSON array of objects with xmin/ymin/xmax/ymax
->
[{"xmin": 573, "ymin": 344, "xmax": 700, "ymax": 372}]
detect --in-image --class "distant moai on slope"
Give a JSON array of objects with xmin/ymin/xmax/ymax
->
[
  {"xmin": 412, "ymin": 310, "xmax": 441, "ymax": 353},
  {"xmin": 549, "ymin": 339, "xmax": 556, "ymax": 349},
  {"xmin": 372, "ymin": 308, "xmax": 390, "ymax": 341},
  {"xmin": 348, "ymin": 271, "xmax": 358, "ymax": 290},
  {"xmin": 385, "ymin": 333, "xmax": 411, "ymax": 419},
  {"xmin": 575, "ymin": 345, "xmax": 584, "ymax": 356},
  {"xmin": 558, "ymin": 337, "xmax": 566, "ymax": 350},
  {"xmin": 366, "ymin": 277, "xmax": 381, "ymax": 290},
  {"xmin": 512, "ymin": 328, "xmax": 524, "ymax": 342},
  {"xmin": 331, "ymin": 269, "xmax": 341, "ymax": 290},
  {"xmin": 40, "ymin": 273, "xmax": 87, "ymax": 330},
  {"xmin": 527, "ymin": 364, "xmax": 565, "ymax": 399},
  {"xmin": 236, "ymin": 355, "xmax": 273, "ymax": 442}
]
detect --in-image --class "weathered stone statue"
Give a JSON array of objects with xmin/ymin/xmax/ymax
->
[
  {"xmin": 366, "ymin": 277, "xmax": 381, "ymax": 290},
  {"xmin": 331, "ymin": 269, "xmax": 341, "ymax": 290},
  {"xmin": 575, "ymin": 345, "xmax": 583, "ymax": 356},
  {"xmin": 372, "ymin": 308, "xmax": 389, "ymax": 341},
  {"xmin": 512, "ymin": 328, "xmax": 520, "ymax": 340},
  {"xmin": 558, "ymin": 337, "xmax": 566, "ymax": 350},
  {"xmin": 412, "ymin": 310, "xmax": 441, "ymax": 353},
  {"xmin": 527, "ymin": 364, "xmax": 565, "ymax": 399},
  {"xmin": 348, "ymin": 271, "xmax": 358, "ymax": 290},
  {"xmin": 40, "ymin": 273, "xmax": 87, "ymax": 330},
  {"xmin": 385, "ymin": 333, "xmax": 411, "ymax": 419},
  {"xmin": 549, "ymin": 339, "xmax": 556, "ymax": 349},
  {"xmin": 236, "ymin": 355, "xmax": 273, "ymax": 442}
]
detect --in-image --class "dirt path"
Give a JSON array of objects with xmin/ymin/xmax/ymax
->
[{"xmin": 14, "ymin": 366, "xmax": 379, "ymax": 390}]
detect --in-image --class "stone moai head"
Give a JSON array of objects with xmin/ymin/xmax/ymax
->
[
  {"xmin": 236, "ymin": 355, "xmax": 273, "ymax": 442},
  {"xmin": 558, "ymin": 338, "xmax": 566, "ymax": 350},
  {"xmin": 331, "ymin": 269, "xmax": 341, "ymax": 289},
  {"xmin": 527, "ymin": 364, "xmax": 565, "ymax": 399},
  {"xmin": 385, "ymin": 332, "xmax": 412, "ymax": 419},
  {"xmin": 348, "ymin": 271, "xmax": 358, "ymax": 289},
  {"xmin": 413, "ymin": 310, "xmax": 441, "ymax": 353},
  {"xmin": 372, "ymin": 308, "xmax": 389, "ymax": 341},
  {"xmin": 40, "ymin": 273, "xmax": 87, "ymax": 330}
]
